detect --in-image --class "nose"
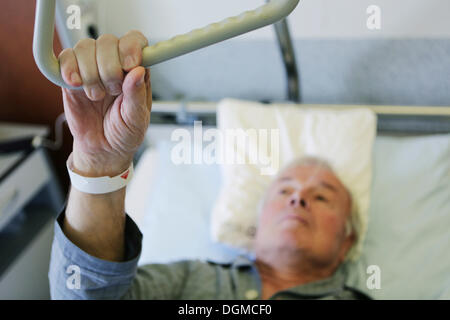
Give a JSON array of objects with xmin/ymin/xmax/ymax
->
[{"xmin": 288, "ymin": 192, "xmax": 308, "ymax": 209}]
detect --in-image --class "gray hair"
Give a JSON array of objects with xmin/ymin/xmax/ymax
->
[{"xmin": 256, "ymin": 156, "xmax": 361, "ymax": 262}]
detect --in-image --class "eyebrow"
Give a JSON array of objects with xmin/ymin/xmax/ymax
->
[
  {"xmin": 276, "ymin": 177, "xmax": 339, "ymax": 193},
  {"xmin": 277, "ymin": 177, "xmax": 292, "ymax": 182},
  {"xmin": 319, "ymin": 182, "xmax": 338, "ymax": 193}
]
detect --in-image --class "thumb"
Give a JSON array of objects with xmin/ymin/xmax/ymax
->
[{"xmin": 122, "ymin": 66, "xmax": 147, "ymax": 110}]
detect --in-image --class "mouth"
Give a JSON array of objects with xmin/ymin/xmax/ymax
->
[{"xmin": 282, "ymin": 214, "xmax": 308, "ymax": 225}]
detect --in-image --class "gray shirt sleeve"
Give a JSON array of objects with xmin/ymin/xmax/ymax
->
[
  {"xmin": 48, "ymin": 208, "xmax": 370, "ymax": 300},
  {"xmin": 121, "ymin": 261, "xmax": 191, "ymax": 299},
  {"xmin": 49, "ymin": 209, "xmax": 189, "ymax": 300}
]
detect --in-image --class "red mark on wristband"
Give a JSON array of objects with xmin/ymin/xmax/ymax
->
[{"xmin": 121, "ymin": 170, "xmax": 130, "ymax": 179}]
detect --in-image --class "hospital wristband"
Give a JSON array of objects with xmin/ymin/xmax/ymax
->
[{"xmin": 66, "ymin": 153, "xmax": 134, "ymax": 194}]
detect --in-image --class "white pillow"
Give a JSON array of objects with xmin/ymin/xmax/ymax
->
[
  {"xmin": 211, "ymin": 98, "xmax": 377, "ymax": 261},
  {"xmin": 345, "ymin": 133, "xmax": 450, "ymax": 299}
]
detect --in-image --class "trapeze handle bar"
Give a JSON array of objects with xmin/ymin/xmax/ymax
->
[{"xmin": 33, "ymin": 0, "xmax": 300, "ymax": 89}]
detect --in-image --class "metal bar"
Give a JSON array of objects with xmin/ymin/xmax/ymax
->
[
  {"xmin": 266, "ymin": 0, "xmax": 301, "ymax": 103},
  {"xmin": 150, "ymin": 101, "xmax": 450, "ymax": 116},
  {"xmin": 148, "ymin": 101, "xmax": 450, "ymax": 134},
  {"xmin": 33, "ymin": 0, "xmax": 300, "ymax": 89},
  {"xmin": 273, "ymin": 19, "xmax": 301, "ymax": 102}
]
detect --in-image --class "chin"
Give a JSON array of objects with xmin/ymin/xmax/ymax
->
[
  {"xmin": 255, "ymin": 226, "xmax": 309, "ymax": 253},
  {"xmin": 275, "ymin": 232, "xmax": 307, "ymax": 251}
]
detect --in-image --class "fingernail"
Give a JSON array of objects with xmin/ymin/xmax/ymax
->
[
  {"xmin": 124, "ymin": 55, "xmax": 135, "ymax": 69},
  {"xmin": 136, "ymin": 73, "xmax": 145, "ymax": 87},
  {"xmin": 71, "ymin": 72, "xmax": 82, "ymax": 84},
  {"xmin": 89, "ymin": 84, "xmax": 105, "ymax": 100}
]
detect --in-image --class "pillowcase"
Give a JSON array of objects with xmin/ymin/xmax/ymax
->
[
  {"xmin": 345, "ymin": 133, "xmax": 450, "ymax": 299},
  {"xmin": 210, "ymin": 98, "xmax": 377, "ymax": 261}
]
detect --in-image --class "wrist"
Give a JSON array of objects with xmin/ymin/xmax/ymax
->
[
  {"xmin": 67, "ymin": 152, "xmax": 134, "ymax": 195},
  {"xmin": 71, "ymin": 150, "xmax": 133, "ymax": 178}
]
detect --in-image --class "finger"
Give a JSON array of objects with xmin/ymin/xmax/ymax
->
[
  {"xmin": 146, "ymin": 69, "xmax": 152, "ymax": 112},
  {"xmin": 118, "ymin": 30, "xmax": 148, "ymax": 72},
  {"xmin": 96, "ymin": 34, "xmax": 124, "ymax": 96},
  {"xmin": 73, "ymin": 38, "xmax": 105, "ymax": 101},
  {"xmin": 58, "ymin": 48, "xmax": 82, "ymax": 88},
  {"xmin": 122, "ymin": 66, "xmax": 147, "ymax": 111}
]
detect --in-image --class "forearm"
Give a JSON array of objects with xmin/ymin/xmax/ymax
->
[
  {"xmin": 64, "ymin": 186, "xmax": 126, "ymax": 262},
  {"xmin": 62, "ymin": 150, "xmax": 133, "ymax": 262},
  {"xmin": 49, "ymin": 29, "xmax": 152, "ymax": 298}
]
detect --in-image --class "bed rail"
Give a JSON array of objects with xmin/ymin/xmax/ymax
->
[{"xmin": 149, "ymin": 101, "xmax": 450, "ymax": 134}]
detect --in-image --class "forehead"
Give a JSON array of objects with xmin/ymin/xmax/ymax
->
[
  {"xmin": 274, "ymin": 164, "xmax": 346, "ymax": 192},
  {"xmin": 267, "ymin": 164, "xmax": 353, "ymax": 215}
]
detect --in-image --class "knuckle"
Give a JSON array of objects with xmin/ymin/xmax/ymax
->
[
  {"xmin": 74, "ymin": 38, "xmax": 95, "ymax": 52},
  {"xmin": 119, "ymin": 39, "xmax": 138, "ymax": 56},
  {"xmin": 123, "ymin": 30, "xmax": 148, "ymax": 47},
  {"xmin": 97, "ymin": 33, "xmax": 118, "ymax": 45},
  {"xmin": 125, "ymin": 29, "xmax": 144, "ymax": 38},
  {"xmin": 58, "ymin": 48, "xmax": 73, "ymax": 60}
]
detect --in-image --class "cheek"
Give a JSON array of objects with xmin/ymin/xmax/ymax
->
[
  {"xmin": 314, "ymin": 209, "xmax": 343, "ymax": 237},
  {"xmin": 259, "ymin": 200, "xmax": 284, "ymax": 226}
]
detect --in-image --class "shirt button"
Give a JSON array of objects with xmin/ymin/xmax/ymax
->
[{"xmin": 245, "ymin": 289, "xmax": 259, "ymax": 300}]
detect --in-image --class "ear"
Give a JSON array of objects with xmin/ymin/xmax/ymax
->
[{"xmin": 338, "ymin": 232, "xmax": 356, "ymax": 263}]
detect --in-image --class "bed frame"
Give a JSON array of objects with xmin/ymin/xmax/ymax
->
[{"xmin": 149, "ymin": 101, "xmax": 450, "ymax": 135}]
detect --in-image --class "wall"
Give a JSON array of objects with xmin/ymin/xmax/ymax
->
[
  {"xmin": 92, "ymin": 0, "xmax": 450, "ymax": 40},
  {"xmin": 95, "ymin": 0, "xmax": 450, "ymax": 105},
  {"xmin": 55, "ymin": 0, "xmax": 450, "ymax": 104},
  {"xmin": 1, "ymin": 0, "xmax": 73, "ymax": 193}
]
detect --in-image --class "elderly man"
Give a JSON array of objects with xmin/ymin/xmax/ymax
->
[{"xmin": 49, "ymin": 31, "xmax": 370, "ymax": 300}]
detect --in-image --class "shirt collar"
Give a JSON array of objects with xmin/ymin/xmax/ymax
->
[
  {"xmin": 232, "ymin": 254, "xmax": 255, "ymax": 269},
  {"xmin": 233, "ymin": 254, "xmax": 350, "ymax": 297},
  {"xmin": 283, "ymin": 263, "xmax": 348, "ymax": 297}
]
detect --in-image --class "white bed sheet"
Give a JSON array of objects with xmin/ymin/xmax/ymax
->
[{"xmin": 125, "ymin": 125, "xmax": 450, "ymax": 299}]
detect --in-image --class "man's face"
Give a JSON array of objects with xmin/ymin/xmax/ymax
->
[{"xmin": 255, "ymin": 164, "xmax": 354, "ymax": 267}]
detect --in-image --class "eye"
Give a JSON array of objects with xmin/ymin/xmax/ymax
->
[
  {"xmin": 315, "ymin": 195, "xmax": 328, "ymax": 202},
  {"xmin": 279, "ymin": 189, "xmax": 289, "ymax": 195}
]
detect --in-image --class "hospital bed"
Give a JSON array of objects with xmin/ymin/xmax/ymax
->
[
  {"xmin": 122, "ymin": 18, "xmax": 450, "ymax": 299},
  {"xmin": 126, "ymin": 102, "xmax": 450, "ymax": 301},
  {"xmin": 33, "ymin": 0, "xmax": 450, "ymax": 300}
]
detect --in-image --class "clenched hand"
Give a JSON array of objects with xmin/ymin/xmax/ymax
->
[{"xmin": 59, "ymin": 30, "xmax": 152, "ymax": 177}]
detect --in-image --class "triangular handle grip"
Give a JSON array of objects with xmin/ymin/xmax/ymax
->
[{"xmin": 33, "ymin": 0, "xmax": 300, "ymax": 89}]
